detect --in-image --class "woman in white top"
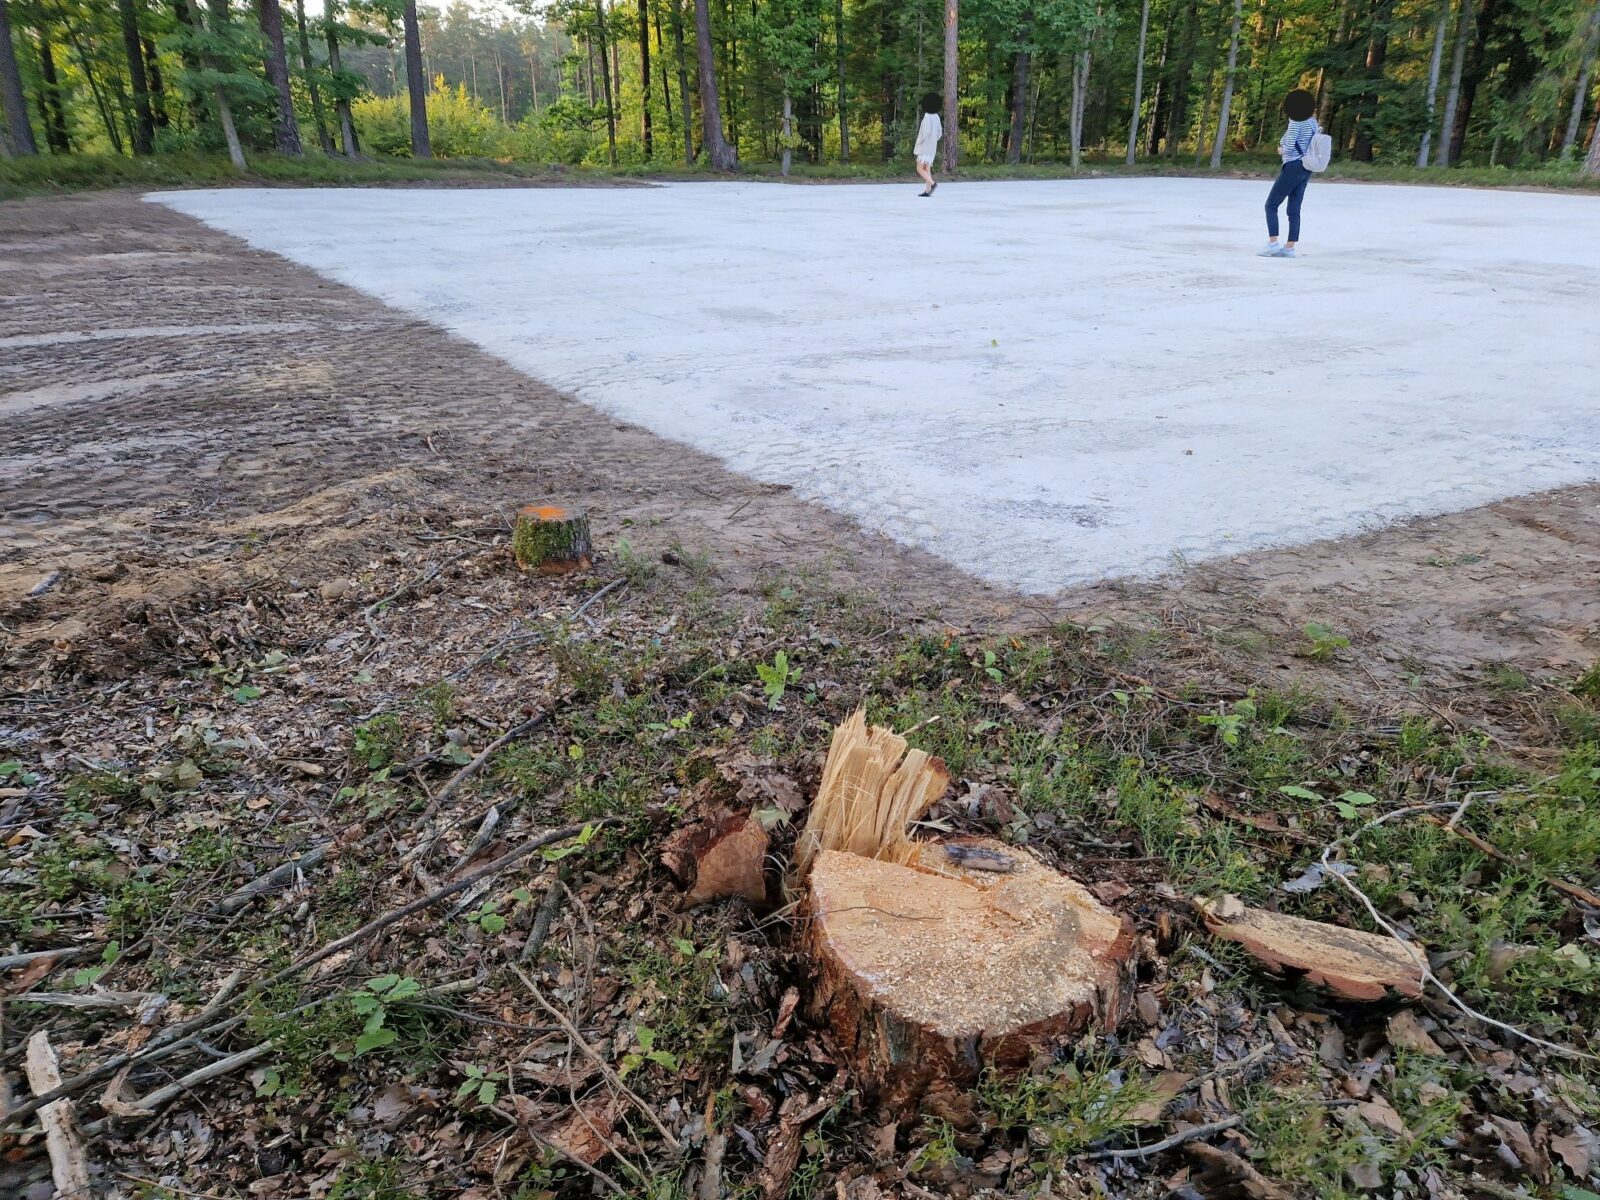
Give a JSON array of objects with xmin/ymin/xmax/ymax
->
[{"xmin": 914, "ymin": 93, "xmax": 943, "ymax": 197}]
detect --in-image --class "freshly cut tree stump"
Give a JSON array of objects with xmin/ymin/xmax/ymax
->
[
  {"xmin": 512, "ymin": 505, "xmax": 592, "ymax": 574},
  {"xmin": 805, "ymin": 837, "xmax": 1137, "ymax": 1102}
]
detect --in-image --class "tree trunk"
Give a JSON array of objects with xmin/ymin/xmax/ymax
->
[
  {"xmin": 36, "ymin": 34, "xmax": 70, "ymax": 152},
  {"xmin": 325, "ymin": 6, "xmax": 359, "ymax": 155},
  {"xmin": 63, "ymin": 19, "xmax": 123, "ymax": 154},
  {"xmin": 1561, "ymin": 0, "xmax": 1600, "ymax": 157},
  {"xmin": 1418, "ymin": 0, "xmax": 1449, "ymax": 166},
  {"xmin": 940, "ymin": 0, "xmax": 957, "ymax": 172},
  {"xmin": 693, "ymin": 0, "xmax": 735, "ymax": 168},
  {"xmin": 595, "ymin": 0, "xmax": 617, "ymax": 166},
  {"xmin": 654, "ymin": 1, "xmax": 671, "ymax": 134},
  {"xmin": 1208, "ymin": 0, "xmax": 1242, "ymax": 168},
  {"xmin": 143, "ymin": 37, "xmax": 169, "ymax": 127},
  {"xmin": 255, "ymin": 0, "xmax": 303, "ymax": 154},
  {"xmin": 781, "ymin": 90, "xmax": 792, "ymax": 175},
  {"xmin": 1126, "ymin": 0, "xmax": 1150, "ymax": 165},
  {"xmin": 1071, "ymin": 46, "xmax": 1092, "ymax": 168},
  {"xmin": 669, "ymin": 0, "xmax": 692, "ymax": 164},
  {"xmin": 0, "ymin": 0, "xmax": 32, "ymax": 154},
  {"xmin": 638, "ymin": 0, "xmax": 653, "ymax": 158},
  {"xmin": 402, "ymin": 0, "xmax": 430, "ymax": 157},
  {"xmin": 835, "ymin": 0, "xmax": 848, "ymax": 161},
  {"xmin": 294, "ymin": 0, "xmax": 334, "ymax": 153},
  {"xmin": 1317, "ymin": 0, "xmax": 1356, "ymax": 126},
  {"xmin": 1162, "ymin": 0, "xmax": 1197, "ymax": 157},
  {"xmin": 1435, "ymin": 0, "xmax": 1471, "ymax": 166},
  {"xmin": 1004, "ymin": 50, "xmax": 1029, "ymax": 164},
  {"xmin": 197, "ymin": 0, "xmax": 246, "ymax": 167},
  {"xmin": 169, "ymin": 0, "xmax": 210, "ymax": 130},
  {"xmin": 1350, "ymin": 0, "xmax": 1393, "ymax": 162},
  {"xmin": 512, "ymin": 506, "xmax": 593, "ymax": 574},
  {"xmin": 116, "ymin": 0, "xmax": 156, "ymax": 153},
  {"xmin": 1586, "ymin": 91, "xmax": 1600, "ymax": 174},
  {"xmin": 1448, "ymin": 0, "xmax": 1498, "ymax": 165}
]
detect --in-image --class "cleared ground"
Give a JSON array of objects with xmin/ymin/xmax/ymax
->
[{"xmin": 155, "ymin": 179, "xmax": 1600, "ymax": 592}]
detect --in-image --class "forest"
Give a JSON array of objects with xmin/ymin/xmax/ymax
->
[{"xmin": 2, "ymin": 0, "xmax": 1599, "ymax": 176}]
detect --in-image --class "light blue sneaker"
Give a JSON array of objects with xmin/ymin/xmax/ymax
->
[{"xmin": 1257, "ymin": 242, "xmax": 1292, "ymax": 258}]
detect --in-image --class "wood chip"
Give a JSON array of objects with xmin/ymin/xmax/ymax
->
[{"xmin": 1196, "ymin": 894, "xmax": 1425, "ymax": 1000}]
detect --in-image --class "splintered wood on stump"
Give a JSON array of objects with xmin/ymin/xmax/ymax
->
[
  {"xmin": 512, "ymin": 505, "xmax": 592, "ymax": 574},
  {"xmin": 807, "ymin": 839, "xmax": 1136, "ymax": 1103}
]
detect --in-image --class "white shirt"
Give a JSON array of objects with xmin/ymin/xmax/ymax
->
[{"xmin": 915, "ymin": 112, "xmax": 943, "ymax": 162}]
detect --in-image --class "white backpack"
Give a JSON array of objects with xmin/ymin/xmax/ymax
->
[{"xmin": 1302, "ymin": 130, "xmax": 1333, "ymax": 173}]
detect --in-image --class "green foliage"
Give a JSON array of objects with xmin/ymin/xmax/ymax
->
[
  {"xmin": 345, "ymin": 974, "xmax": 423, "ymax": 1057},
  {"xmin": 756, "ymin": 650, "xmax": 801, "ymax": 709},
  {"xmin": 1300, "ymin": 622, "xmax": 1351, "ymax": 661},
  {"xmin": 352, "ymin": 714, "xmax": 404, "ymax": 770},
  {"xmin": 354, "ymin": 80, "xmax": 506, "ymax": 159},
  {"xmin": 975, "ymin": 1049, "xmax": 1157, "ymax": 1160}
]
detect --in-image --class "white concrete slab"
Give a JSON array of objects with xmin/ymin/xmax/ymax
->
[{"xmin": 152, "ymin": 180, "xmax": 1600, "ymax": 593}]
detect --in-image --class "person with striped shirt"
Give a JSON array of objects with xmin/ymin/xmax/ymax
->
[{"xmin": 1259, "ymin": 89, "xmax": 1320, "ymax": 259}]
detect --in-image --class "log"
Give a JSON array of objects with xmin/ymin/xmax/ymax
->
[
  {"xmin": 512, "ymin": 505, "xmax": 593, "ymax": 574},
  {"xmin": 806, "ymin": 837, "xmax": 1137, "ymax": 1103}
]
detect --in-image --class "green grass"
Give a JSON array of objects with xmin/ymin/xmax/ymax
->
[{"xmin": 7, "ymin": 147, "xmax": 1599, "ymax": 203}]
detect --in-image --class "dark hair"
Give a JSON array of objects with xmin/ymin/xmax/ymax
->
[
  {"xmin": 920, "ymin": 92, "xmax": 942, "ymax": 115},
  {"xmin": 1283, "ymin": 89, "xmax": 1315, "ymax": 122}
]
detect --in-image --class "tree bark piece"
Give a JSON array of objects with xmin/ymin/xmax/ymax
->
[
  {"xmin": 23, "ymin": 1031, "xmax": 93, "ymax": 1199},
  {"xmin": 1196, "ymin": 894, "xmax": 1425, "ymax": 1000},
  {"xmin": 662, "ymin": 809, "xmax": 769, "ymax": 906},
  {"xmin": 807, "ymin": 838, "xmax": 1136, "ymax": 1103},
  {"xmin": 512, "ymin": 505, "xmax": 593, "ymax": 574}
]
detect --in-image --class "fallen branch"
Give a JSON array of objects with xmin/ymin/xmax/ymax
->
[
  {"xmin": 1420, "ymin": 814, "xmax": 1600, "ymax": 910},
  {"xmin": 411, "ymin": 693, "xmax": 573, "ymax": 829},
  {"xmin": 521, "ymin": 861, "xmax": 572, "ymax": 963},
  {"xmin": 211, "ymin": 845, "xmax": 328, "ymax": 915},
  {"xmin": 1087, "ymin": 1115, "xmax": 1243, "ymax": 1160},
  {"xmin": 24, "ymin": 1032, "xmax": 92, "ymax": 1198},
  {"xmin": 0, "ymin": 947, "xmax": 94, "ymax": 973},
  {"xmin": 2, "ymin": 991, "xmax": 159, "ymax": 1011},
  {"xmin": 88, "ymin": 1041, "xmax": 271, "ymax": 1127},
  {"xmin": 2, "ymin": 821, "xmax": 615, "ymax": 1131},
  {"xmin": 511, "ymin": 964, "xmax": 682, "ymax": 1154}
]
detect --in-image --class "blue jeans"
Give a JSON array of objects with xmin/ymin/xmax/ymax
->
[{"xmin": 1265, "ymin": 161, "xmax": 1311, "ymax": 241}]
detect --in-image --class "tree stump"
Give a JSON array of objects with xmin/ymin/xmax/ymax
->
[
  {"xmin": 512, "ymin": 505, "xmax": 592, "ymax": 575},
  {"xmin": 805, "ymin": 837, "xmax": 1137, "ymax": 1104}
]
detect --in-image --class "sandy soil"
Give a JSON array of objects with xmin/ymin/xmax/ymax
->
[{"xmin": 2, "ymin": 191, "xmax": 1598, "ymax": 720}]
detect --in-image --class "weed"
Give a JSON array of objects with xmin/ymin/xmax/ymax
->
[
  {"xmin": 1572, "ymin": 662, "xmax": 1600, "ymax": 701},
  {"xmin": 352, "ymin": 715, "xmax": 405, "ymax": 770},
  {"xmin": 455, "ymin": 1062, "xmax": 507, "ymax": 1107},
  {"xmin": 416, "ymin": 680, "xmax": 456, "ymax": 729},
  {"xmin": 619, "ymin": 1024, "xmax": 680, "ymax": 1076},
  {"xmin": 1300, "ymin": 621, "xmax": 1351, "ymax": 661},
  {"xmin": 614, "ymin": 537, "xmax": 659, "ymax": 587},
  {"xmin": 756, "ymin": 650, "xmax": 802, "ymax": 709},
  {"xmin": 977, "ymin": 1048, "xmax": 1156, "ymax": 1161}
]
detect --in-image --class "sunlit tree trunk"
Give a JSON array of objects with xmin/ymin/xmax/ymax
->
[
  {"xmin": 638, "ymin": 0, "xmax": 652, "ymax": 157},
  {"xmin": 670, "ymin": 0, "xmax": 692, "ymax": 164},
  {"xmin": 326, "ymin": 2, "xmax": 359, "ymax": 155},
  {"xmin": 294, "ymin": 0, "xmax": 334, "ymax": 153},
  {"xmin": 0, "ymin": 0, "xmax": 39, "ymax": 154},
  {"xmin": 1126, "ymin": 0, "xmax": 1149, "ymax": 165},
  {"xmin": 1561, "ymin": 0, "xmax": 1600, "ymax": 157},
  {"xmin": 1209, "ymin": 0, "xmax": 1242, "ymax": 168},
  {"xmin": 781, "ymin": 90, "xmax": 792, "ymax": 175},
  {"xmin": 835, "ymin": 0, "xmax": 848, "ymax": 161},
  {"xmin": 256, "ymin": 0, "xmax": 304, "ymax": 153},
  {"xmin": 1586, "ymin": 94, "xmax": 1600, "ymax": 174},
  {"xmin": 941, "ymin": 0, "xmax": 956, "ymax": 172},
  {"xmin": 195, "ymin": 0, "xmax": 246, "ymax": 167},
  {"xmin": 36, "ymin": 34, "xmax": 71, "ymax": 152},
  {"xmin": 1435, "ymin": 0, "xmax": 1471, "ymax": 166},
  {"xmin": 694, "ymin": 0, "xmax": 735, "ymax": 168},
  {"xmin": 595, "ymin": 0, "xmax": 617, "ymax": 165},
  {"xmin": 116, "ymin": 0, "xmax": 155, "ymax": 152},
  {"xmin": 1417, "ymin": 0, "xmax": 1448, "ymax": 166},
  {"xmin": 402, "ymin": 0, "xmax": 431, "ymax": 156}
]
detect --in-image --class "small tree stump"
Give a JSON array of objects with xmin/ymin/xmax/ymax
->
[
  {"xmin": 512, "ymin": 505, "xmax": 592, "ymax": 574},
  {"xmin": 805, "ymin": 838, "xmax": 1137, "ymax": 1103}
]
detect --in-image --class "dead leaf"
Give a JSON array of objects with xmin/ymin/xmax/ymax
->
[
  {"xmin": 543, "ymin": 1098, "xmax": 622, "ymax": 1165},
  {"xmin": 1386, "ymin": 1010, "xmax": 1444, "ymax": 1057},
  {"xmin": 1550, "ymin": 1128, "xmax": 1593, "ymax": 1178},
  {"xmin": 1127, "ymin": 1071, "xmax": 1193, "ymax": 1124},
  {"xmin": 1357, "ymin": 1096, "xmax": 1411, "ymax": 1139}
]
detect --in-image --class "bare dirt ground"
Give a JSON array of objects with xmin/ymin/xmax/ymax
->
[
  {"xmin": 2, "ymin": 192, "xmax": 1599, "ymax": 1200},
  {"xmin": 3, "ymin": 192, "xmax": 1597, "ymax": 723}
]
